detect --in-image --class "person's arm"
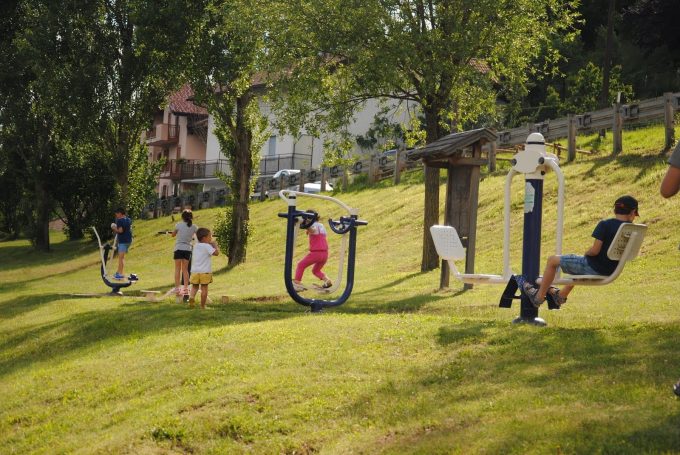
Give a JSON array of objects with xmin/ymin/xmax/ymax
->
[
  {"xmin": 584, "ymin": 239, "xmax": 603, "ymax": 257},
  {"xmin": 210, "ymin": 241, "xmax": 220, "ymax": 256},
  {"xmin": 660, "ymin": 164, "xmax": 680, "ymax": 198}
]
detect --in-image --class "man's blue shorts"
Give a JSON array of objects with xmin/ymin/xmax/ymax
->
[
  {"xmin": 118, "ymin": 243, "xmax": 131, "ymax": 253},
  {"xmin": 560, "ymin": 254, "xmax": 601, "ymax": 275}
]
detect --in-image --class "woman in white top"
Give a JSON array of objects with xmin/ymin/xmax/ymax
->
[{"xmin": 171, "ymin": 210, "xmax": 198, "ymax": 296}]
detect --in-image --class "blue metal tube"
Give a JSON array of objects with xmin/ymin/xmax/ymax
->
[
  {"xmin": 281, "ymin": 203, "xmax": 363, "ymax": 312},
  {"xmin": 519, "ymin": 178, "xmax": 543, "ymax": 321}
]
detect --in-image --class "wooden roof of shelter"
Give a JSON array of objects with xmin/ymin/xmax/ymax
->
[{"xmin": 407, "ymin": 128, "xmax": 497, "ymax": 164}]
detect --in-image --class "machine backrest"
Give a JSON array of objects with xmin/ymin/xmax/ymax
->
[
  {"xmin": 430, "ymin": 225, "xmax": 466, "ymax": 261},
  {"xmin": 607, "ymin": 223, "xmax": 647, "ymax": 261}
]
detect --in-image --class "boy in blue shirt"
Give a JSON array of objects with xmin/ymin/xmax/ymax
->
[
  {"xmin": 523, "ymin": 195, "xmax": 639, "ymax": 307},
  {"xmin": 111, "ymin": 208, "xmax": 133, "ymax": 280}
]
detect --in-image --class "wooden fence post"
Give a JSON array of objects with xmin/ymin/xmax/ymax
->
[
  {"xmin": 368, "ymin": 155, "xmax": 376, "ymax": 184},
  {"xmin": 612, "ymin": 102, "xmax": 623, "ymax": 155},
  {"xmin": 393, "ymin": 149, "xmax": 402, "ymax": 184},
  {"xmin": 298, "ymin": 171, "xmax": 305, "ymax": 192},
  {"xmin": 567, "ymin": 114, "xmax": 577, "ymax": 162},
  {"xmin": 488, "ymin": 141, "xmax": 497, "ymax": 172},
  {"xmin": 342, "ymin": 167, "xmax": 349, "ymax": 190},
  {"xmin": 664, "ymin": 92, "xmax": 675, "ymax": 151}
]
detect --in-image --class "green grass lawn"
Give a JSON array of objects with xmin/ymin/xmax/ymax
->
[{"xmin": 2, "ymin": 124, "xmax": 680, "ymax": 454}]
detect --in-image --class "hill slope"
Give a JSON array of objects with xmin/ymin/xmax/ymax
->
[{"xmin": 1, "ymin": 124, "xmax": 679, "ymax": 453}]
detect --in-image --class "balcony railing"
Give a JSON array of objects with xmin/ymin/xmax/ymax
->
[
  {"xmin": 160, "ymin": 159, "xmax": 230, "ymax": 180},
  {"xmin": 260, "ymin": 153, "xmax": 312, "ymax": 175},
  {"xmin": 146, "ymin": 123, "xmax": 179, "ymax": 145}
]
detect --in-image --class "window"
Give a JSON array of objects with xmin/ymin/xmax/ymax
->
[{"xmin": 268, "ymin": 136, "xmax": 277, "ymax": 156}]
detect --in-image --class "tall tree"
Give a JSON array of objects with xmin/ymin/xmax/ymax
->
[
  {"xmin": 92, "ymin": 0, "xmax": 199, "ymax": 206},
  {"xmin": 273, "ymin": 0, "xmax": 578, "ymax": 271},
  {"xmin": 186, "ymin": 0, "xmax": 268, "ymax": 266}
]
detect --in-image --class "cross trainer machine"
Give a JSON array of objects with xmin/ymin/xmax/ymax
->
[
  {"xmin": 92, "ymin": 226, "xmax": 139, "ymax": 296},
  {"xmin": 278, "ymin": 190, "xmax": 367, "ymax": 312}
]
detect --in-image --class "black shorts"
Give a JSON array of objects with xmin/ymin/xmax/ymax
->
[{"xmin": 173, "ymin": 250, "xmax": 192, "ymax": 261}]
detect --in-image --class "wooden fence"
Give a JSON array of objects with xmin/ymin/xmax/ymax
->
[{"xmin": 144, "ymin": 92, "xmax": 679, "ymax": 216}]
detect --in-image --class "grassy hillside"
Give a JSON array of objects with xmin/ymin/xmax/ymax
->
[{"xmin": 1, "ymin": 124, "xmax": 680, "ymax": 454}]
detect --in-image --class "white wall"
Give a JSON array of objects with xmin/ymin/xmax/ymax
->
[{"xmin": 204, "ymin": 96, "xmax": 418, "ymax": 170}]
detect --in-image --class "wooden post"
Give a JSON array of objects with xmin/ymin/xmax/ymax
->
[
  {"xmin": 612, "ymin": 102, "xmax": 623, "ymax": 155},
  {"xmin": 664, "ymin": 92, "xmax": 675, "ymax": 151},
  {"xmin": 393, "ymin": 149, "xmax": 402, "ymax": 184},
  {"xmin": 320, "ymin": 167, "xmax": 327, "ymax": 192},
  {"xmin": 488, "ymin": 141, "xmax": 497, "ymax": 172},
  {"xmin": 567, "ymin": 114, "xmax": 577, "ymax": 162},
  {"xmin": 464, "ymin": 144, "xmax": 482, "ymax": 292},
  {"xmin": 342, "ymin": 167, "xmax": 349, "ymax": 190},
  {"xmin": 440, "ymin": 167, "xmax": 453, "ymax": 290},
  {"xmin": 368, "ymin": 155, "xmax": 376, "ymax": 184},
  {"xmin": 298, "ymin": 171, "xmax": 305, "ymax": 192}
]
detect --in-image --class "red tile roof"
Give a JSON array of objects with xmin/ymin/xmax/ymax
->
[{"xmin": 168, "ymin": 84, "xmax": 208, "ymax": 116}]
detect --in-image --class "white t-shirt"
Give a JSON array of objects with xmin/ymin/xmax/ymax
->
[
  {"xmin": 174, "ymin": 222, "xmax": 198, "ymax": 251},
  {"xmin": 191, "ymin": 242, "xmax": 216, "ymax": 273}
]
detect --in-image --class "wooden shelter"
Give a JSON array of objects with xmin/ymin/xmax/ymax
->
[{"xmin": 407, "ymin": 128, "xmax": 498, "ymax": 289}]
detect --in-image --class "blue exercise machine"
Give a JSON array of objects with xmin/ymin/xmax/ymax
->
[
  {"xmin": 278, "ymin": 190, "xmax": 367, "ymax": 312},
  {"xmin": 92, "ymin": 226, "xmax": 138, "ymax": 296}
]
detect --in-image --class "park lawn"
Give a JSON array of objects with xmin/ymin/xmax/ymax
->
[{"xmin": 1, "ymin": 123, "xmax": 680, "ymax": 454}]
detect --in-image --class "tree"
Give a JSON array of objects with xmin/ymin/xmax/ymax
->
[
  {"xmin": 186, "ymin": 0, "xmax": 268, "ymax": 266},
  {"xmin": 272, "ymin": 0, "xmax": 579, "ymax": 271},
  {"xmin": 89, "ymin": 0, "xmax": 200, "ymax": 206}
]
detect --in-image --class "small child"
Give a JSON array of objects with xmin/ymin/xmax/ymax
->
[
  {"xmin": 111, "ymin": 207, "xmax": 133, "ymax": 280},
  {"xmin": 523, "ymin": 195, "xmax": 640, "ymax": 307},
  {"xmin": 293, "ymin": 209, "xmax": 332, "ymax": 291},
  {"xmin": 188, "ymin": 227, "xmax": 219, "ymax": 309},
  {"xmin": 171, "ymin": 209, "xmax": 198, "ymax": 296}
]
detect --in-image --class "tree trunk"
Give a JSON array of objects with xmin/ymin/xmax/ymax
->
[
  {"xmin": 34, "ymin": 179, "xmax": 51, "ymax": 252},
  {"xmin": 227, "ymin": 95, "xmax": 253, "ymax": 267},
  {"xmin": 420, "ymin": 107, "xmax": 442, "ymax": 272},
  {"xmin": 599, "ymin": 0, "xmax": 616, "ymax": 137}
]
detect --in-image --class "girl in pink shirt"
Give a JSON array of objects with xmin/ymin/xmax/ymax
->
[{"xmin": 293, "ymin": 210, "xmax": 333, "ymax": 291}]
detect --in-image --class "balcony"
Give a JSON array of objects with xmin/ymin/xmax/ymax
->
[
  {"xmin": 160, "ymin": 159, "xmax": 230, "ymax": 181},
  {"xmin": 146, "ymin": 123, "xmax": 179, "ymax": 146}
]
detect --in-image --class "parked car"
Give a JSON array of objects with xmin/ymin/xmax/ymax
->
[{"xmin": 265, "ymin": 169, "xmax": 333, "ymax": 199}]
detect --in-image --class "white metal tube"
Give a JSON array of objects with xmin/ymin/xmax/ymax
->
[
  {"xmin": 503, "ymin": 170, "xmax": 518, "ymax": 278},
  {"xmin": 279, "ymin": 190, "xmax": 357, "ymax": 215},
  {"xmin": 544, "ymin": 158, "xmax": 565, "ymax": 279}
]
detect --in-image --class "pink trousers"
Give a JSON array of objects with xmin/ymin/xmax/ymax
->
[{"xmin": 295, "ymin": 251, "xmax": 328, "ymax": 281}]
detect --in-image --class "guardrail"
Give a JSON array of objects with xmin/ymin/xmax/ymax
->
[{"xmin": 497, "ymin": 91, "xmax": 679, "ymax": 160}]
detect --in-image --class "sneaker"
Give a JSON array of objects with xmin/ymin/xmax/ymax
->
[
  {"xmin": 322, "ymin": 280, "xmax": 333, "ymax": 289},
  {"xmin": 548, "ymin": 287, "xmax": 567, "ymax": 306},
  {"xmin": 674, "ymin": 380, "xmax": 680, "ymax": 397},
  {"xmin": 292, "ymin": 282, "xmax": 305, "ymax": 292},
  {"xmin": 113, "ymin": 273, "xmax": 124, "ymax": 280},
  {"xmin": 522, "ymin": 282, "xmax": 545, "ymax": 308}
]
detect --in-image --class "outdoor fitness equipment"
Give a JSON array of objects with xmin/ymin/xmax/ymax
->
[
  {"xmin": 430, "ymin": 132, "xmax": 647, "ymax": 325},
  {"xmin": 92, "ymin": 226, "xmax": 138, "ymax": 296},
  {"xmin": 429, "ymin": 132, "xmax": 565, "ymax": 326},
  {"xmin": 278, "ymin": 190, "xmax": 367, "ymax": 312}
]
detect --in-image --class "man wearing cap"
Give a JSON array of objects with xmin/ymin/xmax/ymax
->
[{"xmin": 522, "ymin": 195, "xmax": 640, "ymax": 308}]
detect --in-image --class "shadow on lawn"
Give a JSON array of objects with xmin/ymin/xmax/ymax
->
[
  {"xmin": 0, "ymin": 240, "xmax": 95, "ymax": 275},
  {"xmin": 342, "ymin": 322, "xmax": 680, "ymax": 452},
  {"xmin": 0, "ymin": 294, "xmax": 301, "ymax": 379},
  {"xmin": 583, "ymin": 151, "xmax": 663, "ymax": 183}
]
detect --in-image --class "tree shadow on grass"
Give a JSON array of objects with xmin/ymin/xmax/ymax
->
[
  {"xmin": 340, "ymin": 322, "xmax": 680, "ymax": 452},
  {"xmin": 583, "ymin": 152, "xmax": 664, "ymax": 183},
  {"xmin": 0, "ymin": 293, "xmax": 67, "ymax": 320},
  {"xmin": 0, "ymin": 240, "xmax": 96, "ymax": 275},
  {"xmin": 0, "ymin": 295, "xmax": 302, "ymax": 379}
]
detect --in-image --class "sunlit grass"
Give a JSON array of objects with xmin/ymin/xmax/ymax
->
[{"xmin": 1, "ymin": 123, "xmax": 680, "ymax": 453}]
